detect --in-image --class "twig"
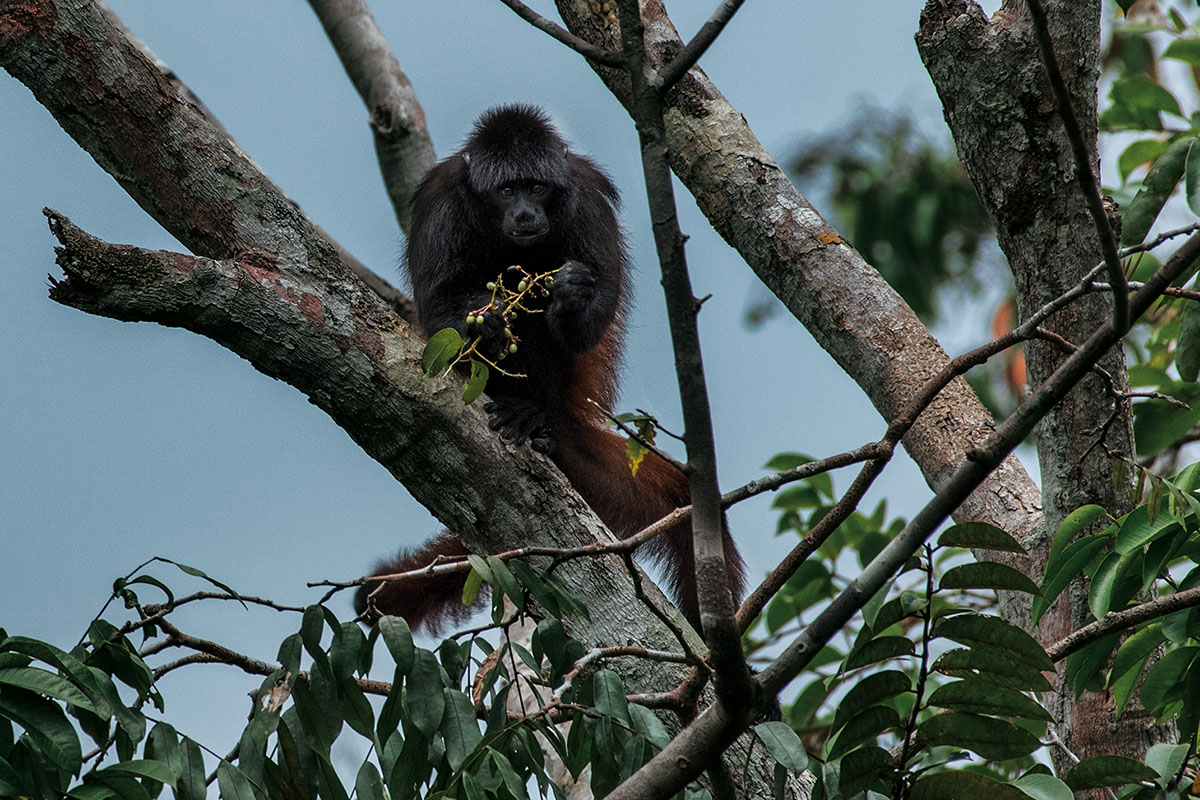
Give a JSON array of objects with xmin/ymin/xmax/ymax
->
[
  {"xmin": 552, "ymin": 645, "xmax": 695, "ymax": 702},
  {"xmin": 620, "ymin": 552, "xmax": 710, "ymax": 670},
  {"xmin": 589, "ymin": 398, "xmax": 688, "ymax": 473},
  {"xmin": 1026, "ymin": 0, "xmax": 1129, "ymax": 331},
  {"xmin": 653, "ymin": 0, "xmax": 747, "ymax": 92},
  {"xmin": 1047, "ymin": 586, "xmax": 1200, "ymax": 662},
  {"xmin": 496, "ymin": 0, "xmax": 624, "ymax": 66}
]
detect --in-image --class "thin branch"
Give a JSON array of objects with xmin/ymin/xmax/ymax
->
[
  {"xmin": 496, "ymin": 0, "xmax": 625, "ymax": 66},
  {"xmin": 616, "ymin": 0, "xmax": 751, "ymax": 714},
  {"xmin": 1048, "ymin": 586, "xmax": 1200, "ymax": 662},
  {"xmin": 653, "ymin": 0, "xmax": 747, "ymax": 92},
  {"xmin": 589, "ymin": 398, "xmax": 688, "ymax": 473},
  {"xmin": 552, "ymin": 645, "xmax": 696, "ymax": 702},
  {"xmin": 1026, "ymin": 0, "xmax": 1129, "ymax": 331}
]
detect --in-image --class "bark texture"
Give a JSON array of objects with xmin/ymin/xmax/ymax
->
[{"xmin": 915, "ymin": 0, "xmax": 1171, "ymax": 781}]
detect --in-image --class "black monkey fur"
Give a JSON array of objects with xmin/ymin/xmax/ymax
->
[{"xmin": 356, "ymin": 105, "xmax": 745, "ymax": 633}]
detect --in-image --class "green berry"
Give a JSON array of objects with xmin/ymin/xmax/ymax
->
[
  {"xmin": 545, "ymin": 275, "xmax": 555, "ymax": 286},
  {"xmin": 509, "ymin": 343, "xmax": 518, "ymax": 353},
  {"xmin": 517, "ymin": 280, "xmax": 528, "ymax": 292},
  {"xmin": 486, "ymin": 281, "xmax": 497, "ymax": 291}
]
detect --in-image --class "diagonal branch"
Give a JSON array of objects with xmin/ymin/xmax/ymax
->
[
  {"xmin": 653, "ymin": 0, "xmax": 747, "ymax": 92},
  {"xmin": 1025, "ymin": 0, "xmax": 1129, "ymax": 331},
  {"xmin": 496, "ymin": 0, "xmax": 625, "ymax": 67}
]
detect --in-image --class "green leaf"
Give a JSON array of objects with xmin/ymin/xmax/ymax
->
[
  {"xmin": 0, "ymin": 667, "xmax": 98, "ymax": 716},
  {"xmin": 591, "ymin": 669, "xmax": 631, "ymax": 725},
  {"xmin": 144, "ymin": 722, "xmax": 183, "ymax": 785},
  {"xmin": 933, "ymin": 614, "xmax": 1052, "ymax": 671},
  {"xmin": 160, "ymin": 559, "xmax": 245, "ymax": 607},
  {"xmin": 628, "ymin": 704, "xmax": 671, "ymax": 749},
  {"xmin": 422, "ymin": 328, "xmax": 464, "ymax": 377},
  {"xmin": 1033, "ymin": 535, "xmax": 1109, "ymax": 626},
  {"xmin": 1064, "ymin": 755, "xmax": 1159, "ymax": 791},
  {"xmin": 1135, "ymin": 394, "xmax": 1200, "ymax": 457},
  {"xmin": 1163, "ymin": 38, "xmax": 1200, "ymax": 67},
  {"xmin": 1047, "ymin": 505, "xmax": 1109, "ymax": 566},
  {"xmin": 1011, "ymin": 773, "xmax": 1073, "ymax": 800},
  {"xmin": 830, "ymin": 670, "xmax": 911, "ymax": 735},
  {"xmin": 828, "ymin": 705, "xmax": 901, "ymax": 759},
  {"xmin": 1118, "ymin": 138, "xmax": 1169, "ymax": 183},
  {"xmin": 917, "ymin": 712, "xmax": 1041, "ymax": 761},
  {"xmin": 843, "ymin": 636, "xmax": 914, "ymax": 671},
  {"xmin": 909, "ymin": 769, "xmax": 1028, "ymax": 800},
  {"xmin": 485, "ymin": 556, "xmax": 523, "ymax": 608},
  {"xmin": 937, "ymin": 522, "xmax": 1026, "ymax": 553},
  {"xmin": 1177, "ymin": 276, "xmax": 1200, "ymax": 381},
  {"xmin": 1114, "ymin": 500, "xmax": 1183, "ymax": 555},
  {"xmin": 926, "ymin": 679, "xmax": 1052, "ymax": 721},
  {"xmin": 0, "ymin": 687, "xmax": 81, "ymax": 775},
  {"xmin": 1140, "ymin": 645, "xmax": 1199, "ymax": 715},
  {"xmin": 488, "ymin": 747, "xmax": 529, "ymax": 800},
  {"xmin": 754, "ymin": 721, "xmax": 808, "ymax": 772},
  {"xmin": 94, "ymin": 759, "xmax": 178, "ymax": 787},
  {"xmin": 354, "ymin": 762, "xmax": 386, "ymax": 800},
  {"xmin": 1108, "ymin": 623, "xmax": 1164, "ymax": 716},
  {"xmin": 1146, "ymin": 742, "xmax": 1190, "ymax": 788},
  {"xmin": 934, "ymin": 646, "xmax": 1053, "ymax": 692},
  {"xmin": 1121, "ymin": 136, "xmax": 1195, "ymax": 246},
  {"xmin": 339, "ymin": 677, "xmax": 375, "ymax": 738},
  {"xmin": 939, "ymin": 562, "xmax": 1040, "ymax": 595},
  {"xmin": 378, "ymin": 616, "xmax": 415, "ymax": 675},
  {"xmin": 215, "ymin": 761, "xmax": 260, "ymax": 800},
  {"xmin": 177, "ymin": 737, "xmax": 206, "ymax": 800},
  {"xmin": 441, "ymin": 689, "xmax": 482, "ymax": 771},
  {"xmin": 407, "ymin": 649, "xmax": 445, "ymax": 737},
  {"xmin": 1185, "ymin": 139, "xmax": 1200, "ymax": 218},
  {"xmin": 462, "ymin": 360, "xmax": 489, "ymax": 404},
  {"xmin": 836, "ymin": 746, "xmax": 891, "ymax": 797}
]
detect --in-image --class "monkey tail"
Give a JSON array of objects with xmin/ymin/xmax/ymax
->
[
  {"xmin": 549, "ymin": 418, "xmax": 746, "ymax": 629},
  {"xmin": 354, "ymin": 533, "xmax": 486, "ymax": 633}
]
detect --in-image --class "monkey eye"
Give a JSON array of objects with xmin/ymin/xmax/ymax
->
[
  {"xmin": 531, "ymin": 183, "xmax": 546, "ymax": 196},
  {"xmin": 499, "ymin": 186, "xmax": 515, "ymax": 198}
]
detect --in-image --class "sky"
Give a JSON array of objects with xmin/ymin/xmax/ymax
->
[{"xmin": 0, "ymin": 0, "xmax": 984, "ymax": 763}]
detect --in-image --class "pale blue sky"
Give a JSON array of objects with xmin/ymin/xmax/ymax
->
[{"xmin": 1, "ymin": 0, "xmax": 962, "ymax": 755}]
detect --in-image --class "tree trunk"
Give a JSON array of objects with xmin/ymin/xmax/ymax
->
[{"xmin": 916, "ymin": 0, "xmax": 1172, "ymax": 784}]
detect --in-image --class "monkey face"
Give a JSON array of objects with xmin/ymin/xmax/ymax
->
[{"xmin": 491, "ymin": 181, "xmax": 554, "ymax": 245}]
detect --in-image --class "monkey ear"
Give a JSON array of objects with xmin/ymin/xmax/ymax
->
[{"xmin": 463, "ymin": 152, "xmax": 472, "ymax": 168}]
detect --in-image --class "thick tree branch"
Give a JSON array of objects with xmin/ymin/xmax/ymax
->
[
  {"xmin": 305, "ymin": 0, "xmax": 435, "ymax": 233},
  {"xmin": 554, "ymin": 0, "xmax": 1042, "ymax": 548}
]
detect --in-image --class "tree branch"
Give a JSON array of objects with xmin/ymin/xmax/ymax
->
[
  {"xmin": 305, "ymin": 0, "xmax": 436, "ymax": 233},
  {"xmin": 652, "ymin": 0, "xmax": 746, "ymax": 92},
  {"xmin": 496, "ymin": 0, "xmax": 624, "ymax": 67},
  {"xmin": 1048, "ymin": 586, "xmax": 1200, "ymax": 662},
  {"xmin": 1025, "ymin": 0, "xmax": 1128, "ymax": 331},
  {"xmin": 616, "ymin": 0, "xmax": 751, "ymax": 714}
]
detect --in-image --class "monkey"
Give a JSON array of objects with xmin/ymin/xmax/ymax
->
[{"xmin": 356, "ymin": 105, "xmax": 745, "ymax": 634}]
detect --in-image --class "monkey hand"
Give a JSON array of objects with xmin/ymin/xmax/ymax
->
[
  {"xmin": 545, "ymin": 260, "xmax": 605, "ymax": 353},
  {"xmin": 464, "ymin": 300, "xmax": 509, "ymax": 357},
  {"xmin": 484, "ymin": 396, "xmax": 555, "ymax": 455}
]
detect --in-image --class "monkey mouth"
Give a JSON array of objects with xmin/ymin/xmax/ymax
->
[{"xmin": 508, "ymin": 227, "xmax": 549, "ymax": 244}]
